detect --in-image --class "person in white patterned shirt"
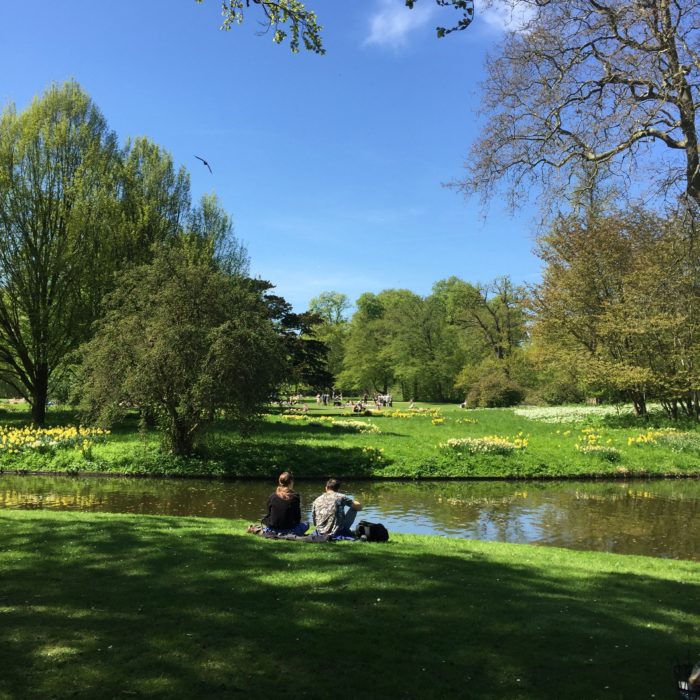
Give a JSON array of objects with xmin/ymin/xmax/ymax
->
[{"xmin": 311, "ymin": 478, "xmax": 362, "ymax": 538}]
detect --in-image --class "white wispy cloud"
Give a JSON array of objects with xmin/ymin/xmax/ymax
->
[
  {"xmin": 364, "ymin": 0, "xmax": 436, "ymax": 49},
  {"xmin": 479, "ymin": 0, "xmax": 534, "ymax": 33}
]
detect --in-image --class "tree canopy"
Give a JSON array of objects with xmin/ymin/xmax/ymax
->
[
  {"xmin": 465, "ymin": 0, "xmax": 700, "ymax": 207},
  {"xmin": 79, "ymin": 241, "xmax": 283, "ymax": 455},
  {"xmin": 0, "ymin": 82, "xmax": 256, "ymax": 425},
  {"xmin": 196, "ymin": 0, "xmax": 475, "ymax": 53},
  {"xmin": 0, "ymin": 82, "xmax": 121, "ymax": 424},
  {"xmin": 533, "ymin": 206, "xmax": 700, "ymax": 417}
]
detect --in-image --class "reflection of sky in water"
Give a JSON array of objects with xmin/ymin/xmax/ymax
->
[{"xmin": 0, "ymin": 476, "xmax": 699, "ymax": 560}]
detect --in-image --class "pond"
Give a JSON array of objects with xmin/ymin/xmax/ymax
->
[{"xmin": 0, "ymin": 475, "xmax": 698, "ymax": 560}]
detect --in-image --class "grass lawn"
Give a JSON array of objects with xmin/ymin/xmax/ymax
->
[
  {"xmin": 0, "ymin": 510, "xmax": 698, "ymax": 699},
  {"xmin": 2, "ymin": 399, "xmax": 700, "ymax": 478}
]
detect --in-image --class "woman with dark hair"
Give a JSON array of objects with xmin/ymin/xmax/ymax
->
[{"xmin": 262, "ymin": 471, "xmax": 309, "ymax": 536}]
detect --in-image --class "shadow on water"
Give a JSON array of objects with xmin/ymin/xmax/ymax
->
[{"xmin": 0, "ymin": 513, "xmax": 698, "ymax": 699}]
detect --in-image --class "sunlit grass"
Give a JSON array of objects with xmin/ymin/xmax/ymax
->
[{"xmin": 1, "ymin": 399, "xmax": 700, "ymax": 478}]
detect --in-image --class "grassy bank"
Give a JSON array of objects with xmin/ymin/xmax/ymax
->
[
  {"xmin": 1, "ymin": 509, "xmax": 698, "ymax": 699},
  {"xmin": 2, "ymin": 400, "xmax": 700, "ymax": 479}
]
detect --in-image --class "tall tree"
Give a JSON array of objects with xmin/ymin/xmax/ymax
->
[
  {"xmin": 439, "ymin": 276, "xmax": 529, "ymax": 406},
  {"xmin": 0, "ymin": 82, "xmax": 121, "ymax": 424},
  {"xmin": 307, "ymin": 291, "xmax": 349, "ymax": 384},
  {"xmin": 339, "ymin": 292, "xmax": 395, "ymax": 395},
  {"xmin": 119, "ymin": 137, "xmax": 191, "ymax": 266},
  {"xmin": 381, "ymin": 289, "xmax": 466, "ymax": 401},
  {"xmin": 465, "ymin": 0, "xmax": 700, "ymax": 207},
  {"xmin": 533, "ymin": 206, "xmax": 700, "ymax": 417},
  {"xmin": 77, "ymin": 136, "xmax": 192, "ymax": 327},
  {"xmin": 442, "ymin": 276, "xmax": 528, "ymax": 364},
  {"xmin": 339, "ymin": 288, "xmax": 466, "ymax": 401},
  {"xmin": 186, "ymin": 192, "xmax": 250, "ymax": 276},
  {"xmin": 308, "ymin": 291, "xmax": 350, "ymax": 325}
]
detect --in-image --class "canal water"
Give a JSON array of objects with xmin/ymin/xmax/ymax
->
[{"xmin": 0, "ymin": 475, "xmax": 698, "ymax": 560}]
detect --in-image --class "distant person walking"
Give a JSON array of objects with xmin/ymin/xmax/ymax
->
[{"xmin": 311, "ymin": 478, "xmax": 362, "ymax": 538}]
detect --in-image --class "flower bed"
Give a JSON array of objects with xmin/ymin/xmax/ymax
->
[
  {"xmin": 0, "ymin": 426, "xmax": 110, "ymax": 455},
  {"xmin": 329, "ymin": 420, "xmax": 381, "ymax": 434},
  {"xmin": 513, "ymin": 405, "xmax": 636, "ymax": 423},
  {"xmin": 279, "ymin": 415, "xmax": 380, "ymax": 433},
  {"xmin": 441, "ymin": 434, "xmax": 528, "ymax": 456},
  {"xmin": 388, "ymin": 408, "xmax": 442, "ymax": 419},
  {"xmin": 626, "ymin": 428, "xmax": 677, "ymax": 447}
]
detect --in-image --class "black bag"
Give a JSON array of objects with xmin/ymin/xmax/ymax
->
[{"xmin": 355, "ymin": 520, "xmax": 389, "ymax": 542}]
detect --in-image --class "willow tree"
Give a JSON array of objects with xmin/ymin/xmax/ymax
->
[
  {"xmin": 0, "ymin": 82, "xmax": 121, "ymax": 424},
  {"xmin": 465, "ymin": 0, "xmax": 700, "ymax": 207}
]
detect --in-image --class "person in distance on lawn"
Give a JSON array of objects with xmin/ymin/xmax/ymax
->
[
  {"xmin": 311, "ymin": 478, "xmax": 362, "ymax": 538},
  {"xmin": 262, "ymin": 471, "xmax": 309, "ymax": 536}
]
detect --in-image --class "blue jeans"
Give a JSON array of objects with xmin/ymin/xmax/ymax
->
[
  {"xmin": 334, "ymin": 508, "xmax": 358, "ymax": 538},
  {"xmin": 265, "ymin": 521, "xmax": 309, "ymax": 536}
]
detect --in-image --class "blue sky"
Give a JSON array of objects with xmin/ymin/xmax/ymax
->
[{"xmin": 1, "ymin": 0, "xmax": 540, "ymax": 311}]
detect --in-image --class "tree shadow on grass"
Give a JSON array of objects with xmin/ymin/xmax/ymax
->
[
  {"xmin": 0, "ymin": 512, "xmax": 698, "ymax": 699},
  {"xmin": 204, "ymin": 440, "xmax": 388, "ymax": 478},
  {"xmin": 213, "ymin": 419, "xmax": 405, "ymax": 439}
]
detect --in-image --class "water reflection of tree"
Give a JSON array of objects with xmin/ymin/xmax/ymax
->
[
  {"xmin": 349, "ymin": 480, "xmax": 700, "ymax": 559},
  {"xmin": 541, "ymin": 485, "xmax": 700, "ymax": 560}
]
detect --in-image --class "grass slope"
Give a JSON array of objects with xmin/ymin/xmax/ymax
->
[
  {"xmin": 0, "ymin": 510, "xmax": 698, "ymax": 699},
  {"xmin": 2, "ymin": 400, "xmax": 700, "ymax": 478}
]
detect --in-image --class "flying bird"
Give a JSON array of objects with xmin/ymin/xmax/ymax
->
[{"xmin": 195, "ymin": 155, "xmax": 212, "ymax": 174}]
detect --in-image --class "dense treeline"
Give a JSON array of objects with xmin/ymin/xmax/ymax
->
[
  {"xmin": 308, "ymin": 206, "xmax": 700, "ymax": 418},
  {"xmin": 308, "ymin": 278, "xmax": 530, "ymax": 405}
]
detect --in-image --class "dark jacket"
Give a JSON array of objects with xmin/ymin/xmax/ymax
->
[{"xmin": 263, "ymin": 492, "xmax": 302, "ymax": 530}]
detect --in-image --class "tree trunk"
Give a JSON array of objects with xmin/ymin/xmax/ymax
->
[
  {"xmin": 169, "ymin": 422, "xmax": 195, "ymax": 456},
  {"xmin": 632, "ymin": 393, "xmax": 647, "ymax": 418},
  {"xmin": 30, "ymin": 364, "xmax": 49, "ymax": 426},
  {"xmin": 140, "ymin": 407, "xmax": 157, "ymax": 429}
]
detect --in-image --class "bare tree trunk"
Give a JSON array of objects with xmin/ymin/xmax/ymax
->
[{"xmin": 30, "ymin": 364, "xmax": 49, "ymax": 426}]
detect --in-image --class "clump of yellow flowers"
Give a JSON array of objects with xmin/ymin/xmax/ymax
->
[
  {"xmin": 0, "ymin": 425, "xmax": 110, "ymax": 456},
  {"xmin": 627, "ymin": 428, "xmax": 676, "ymax": 447}
]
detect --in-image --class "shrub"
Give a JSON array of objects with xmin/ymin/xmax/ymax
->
[{"xmin": 466, "ymin": 374, "xmax": 525, "ymax": 408}]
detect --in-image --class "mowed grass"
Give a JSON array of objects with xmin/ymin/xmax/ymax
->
[
  {"xmin": 0, "ymin": 509, "xmax": 698, "ymax": 700},
  {"xmin": 2, "ymin": 400, "xmax": 700, "ymax": 478}
]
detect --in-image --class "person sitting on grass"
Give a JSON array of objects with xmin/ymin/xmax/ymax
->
[
  {"xmin": 262, "ymin": 471, "xmax": 309, "ymax": 536},
  {"xmin": 312, "ymin": 478, "xmax": 362, "ymax": 539}
]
